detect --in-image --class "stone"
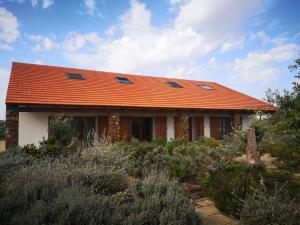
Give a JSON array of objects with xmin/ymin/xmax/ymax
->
[
  {"xmin": 5, "ymin": 105, "xmax": 19, "ymax": 149},
  {"xmin": 177, "ymin": 112, "xmax": 189, "ymax": 140},
  {"xmin": 246, "ymin": 128, "xmax": 260, "ymax": 165},
  {"xmin": 108, "ymin": 112, "xmax": 120, "ymax": 142}
]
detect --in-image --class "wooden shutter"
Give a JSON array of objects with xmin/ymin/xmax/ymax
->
[
  {"xmin": 120, "ymin": 116, "xmax": 131, "ymax": 141},
  {"xmin": 195, "ymin": 116, "xmax": 204, "ymax": 139},
  {"xmin": 98, "ymin": 116, "xmax": 108, "ymax": 138},
  {"xmin": 210, "ymin": 117, "xmax": 220, "ymax": 139},
  {"xmin": 155, "ymin": 116, "xmax": 167, "ymax": 140}
]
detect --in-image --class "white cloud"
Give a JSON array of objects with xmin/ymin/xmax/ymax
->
[
  {"xmin": 62, "ymin": 32, "xmax": 102, "ymax": 52},
  {"xmin": 0, "ymin": 7, "xmax": 19, "ymax": 50},
  {"xmin": 29, "ymin": 35, "xmax": 58, "ymax": 51},
  {"xmin": 65, "ymin": 0, "xmax": 261, "ymax": 76},
  {"xmin": 232, "ymin": 42, "xmax": 298, "ymax": 83},
  {"xmin": 0, "ymin": 43, "xmax": 13, "ymax": 50},
  {"xmin": 13, "ymin": 0, "xmax": 54, "ymax": 9},
  {"xmin": 83, "ymin": 0, "xmax": 102, "ymax": 17},
  {"xmin": 251, "ymin": 31, "xmax": 284, "ymax": 45},
  {"xmin": 221, "ymin": 36, "xmax": 245, "ymax": 52},
  {"xmin": 0, "ymin": 67, "xmax": 9, "ymax": 120},
  {"xmin": 174, "ymin": 0, "xmax": 262, "ymax": 36},
  {"xmin": 42, "ymin": 0, "xmax": 54, "ymax": 8}
]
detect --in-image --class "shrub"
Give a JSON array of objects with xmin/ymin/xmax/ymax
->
[
  {"xmin": 119, "ymin": 175, "xmax": 203, "ymax": 225},
  {"xmin": 196, "ymin": 136, "xmax": 219, "ymax": 148},
  {"xmin": 240, "ymin": 188, "xmax": 300, "ymax": 225},
  {"xmin": 165, "ymin": 138, "xmax": 187, "ymax": 152},
  {"xmin": 0, "ymin": 127, "xmax": 5, "ymax": 139},
  {"xmin": 264, "ymin": 140, "xmax": 300, "ymax": 171},
  {"xmin": 202, "ymin": 161, "xmax": 264, "ymax": 217}
]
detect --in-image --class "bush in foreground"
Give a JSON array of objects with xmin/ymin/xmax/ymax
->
[
  {"xmin": 240, "ymin": 188, "xmax": 300, "ymax": 225},
  {"xmin": 201, "ymin": 161, "xmax": 264, "ymax": 218},
  {"xmin": 0, "ymin": 143, "xmax": 202, "ymax": 225}
]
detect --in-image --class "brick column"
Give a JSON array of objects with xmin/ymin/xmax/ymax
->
[
  {"xmin": 177, "ymin": 112, "xmax": 189, "ymax": 140},
  {"xmin": 231, "ymin": 113, "xmax": 241, "ymax": 130},
  {"xmin": 108, "ymin": 112, "xmax": 120, "ymax": 142},
  {"xmin": 5, "ymin": 105, "xmax": 19, "ymax": 149},
  {"xmin": 246, "ymin": 128, "xmax": 260, "ymax": 165}
]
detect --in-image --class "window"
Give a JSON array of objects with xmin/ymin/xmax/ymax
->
[
  {"xmin": 198, "ymin": 84, "xmax": 214, "ymax": 90},
  {"xmin": 115, "ymin": 76, "xmax": 133, "ymax": 84},
  {"xmin": 66, "ymin": 73, "xmax": 85, "ymax": 80},
  {"xmin": 166, "ymin": 81, "xmax": 183, "ymax": 88},
  {"xmin": 220, "ymin": 117, "xmax": 231, "ymax": 137},
  {"xmin": 71, "ymin": 117, "xmax": 95, "ymax": 142}
]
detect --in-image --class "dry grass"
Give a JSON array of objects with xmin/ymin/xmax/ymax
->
[{"xmin": 0, "ymin": 140, "xmax": 5, "ymax": 152}]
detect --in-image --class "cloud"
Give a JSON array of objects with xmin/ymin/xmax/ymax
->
[
  {"xmin": 221, "ymin": 36, "xmax": 245, "ymax": 52},
  {"xmin": 0, "ymin": 67, "xmax": 9, "ymax": 119},
  {"xmin": 12, "ymin": 0, "xmax": 54, "ymax": 9},
  {"xmin": 250, "ymin": 31, "xmax": 284, "ymax": 45},
  {"xmin": 29, "ymin": 35, "xmax": 58, "ymax": 51},
  {"xmin": 0, "ymin": 7, "xmax": 19, "ymax": 50},
  {"xmin": 83, "ymin": 0, "xmax": 102, "ymax": 17},
  {"xmin": 232, "ymin": 42, "xmax": 298, "ymax": 84},
  {"xmin": 63, "ymin": 0, "xmax": 264, "ymax": 77},
  {"xmin": 62, "ymin": 32, "xmax": 102, "ymax": 52},
  {"xmin": 42, "ymin": 0, "xmax": 54, "ymax": 9}
]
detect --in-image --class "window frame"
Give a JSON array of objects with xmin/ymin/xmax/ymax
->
[
  {"xmin": 166, "ymin": 81, "xmax": 183, "ymax": 88},
  {"xmin": 65, "ymin": 73, "xmax": 86, "ymax": 80},
  {"xmin": 115, "ymin": 76, "xmax": 133, "ymax": 84}
]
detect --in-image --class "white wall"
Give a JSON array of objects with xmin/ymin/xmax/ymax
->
[
  {"xmin": 19, "ymin": 112, "xmax": 49, "ymax": 146},
  {"xmin": 167, "ymin": 116, "xmax": 175, "ymax": 141},
  {"xmin": 204, "ymin": 116, "xmax": 210, "ymax": 138}
]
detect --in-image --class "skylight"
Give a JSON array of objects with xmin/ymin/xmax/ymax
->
[
  {"xmin": 166, "ymin": 81, "xmax": 183, "ymax": 88},
  {"xmin": 198, "ymin": 84, "xmax": 214, "ymax": 90},
  {"xmin": 66, "ymin": 73, "xmax": 85, "ymax": 80},
  {"xmin": 115, "ymin": 76, "xmax": 133, "ymax": 84}
]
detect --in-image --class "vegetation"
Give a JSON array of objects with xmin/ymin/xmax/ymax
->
[
  {"xmin": 0, "ymin": 144, "xmax": 202, "ymax": 225},
  {"xmin": 1, "ymin": 57, "xmax": 300, "ymax": 225},
  {"xmin": 0, "ymin": 126, "xmax": 4, "ymax": 139}
]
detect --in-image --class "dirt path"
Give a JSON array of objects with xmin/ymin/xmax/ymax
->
[{"xmin": 183, "ymin": 170, "xmax": 239, "ymax": 225}]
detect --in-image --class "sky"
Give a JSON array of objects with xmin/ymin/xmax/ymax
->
[{"xmin": 0, "ymin": 0, "xmax": 299, "ymax": 119}]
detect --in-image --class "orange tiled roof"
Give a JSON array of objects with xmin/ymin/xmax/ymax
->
[{"xmin": 6, "ymin": 62, "xmax": 275, "ymax": 111}]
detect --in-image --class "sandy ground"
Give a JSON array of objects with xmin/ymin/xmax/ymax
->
[{"xmin": 0, "ymin": 140, "xmax": 5, "ymax": 152}]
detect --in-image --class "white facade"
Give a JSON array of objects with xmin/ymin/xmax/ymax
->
[
  {"xmin": 19, "ymin": 112, "xmax": 49, "ymax": 146},
  {"xmin": 204, "ymin": 116, "xmax": 211, "ymax": 138},
  {"xmin": 166, "ymin": 116, "xmax": 175, "ymax": 141}
]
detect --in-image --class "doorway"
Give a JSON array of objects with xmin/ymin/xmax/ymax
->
[{"xmin": 131, "ymin": 117, "xmax": 153, "ymax": 141}]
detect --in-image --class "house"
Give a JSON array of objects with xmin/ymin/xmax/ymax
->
[{"xmin": 5, "ymin": 62, "xmax": 275, "ymax": 148}]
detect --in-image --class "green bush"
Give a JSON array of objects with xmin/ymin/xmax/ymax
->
[
  {"xmin": 124, "ymin": 139, "xmax": 216, "ymax": 181},
  {"xmin": 196, "ymin": 136, "xmax": 219, "ymax": 148},
  {"xmin": 240, "ymin": 188, "xmax": 300, "ymax": 225},
  {"xmin": 264, "ymin": 140, "xmax": 300, "ymax": 171},
  {"xmin": 263, "ymin": 170, "xmax": 300, "ymax": 201},
  {"xmin": 202, "ymin": 161, "xmax": 264, "ymax": 217},
  {"xmin": 0, "ymin": 145, "xmax": 202, "ymax": 225},
  {"xmin": 0, "ymin": 127, "xmax": 5, "ymax": 139},
  {"xmin": 120, "ymin": 175, "xmax": 202, "ymax": 225}
]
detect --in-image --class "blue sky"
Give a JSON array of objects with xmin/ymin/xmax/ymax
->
[{"xmin": 0, "ymin": 0, "xmax": 299, "ymax": 119}]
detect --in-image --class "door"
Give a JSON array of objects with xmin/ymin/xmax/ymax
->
[
  {"xmin": 155, "ymin": 116, "xmax": 167, "ymax": 141},
  {"xmin": 210, "ymin": 117, "xmax": 220, "ymax": 139},
  {"xmin": 195, "ymin": 116, "xmax": 204, "ymax": 139}
]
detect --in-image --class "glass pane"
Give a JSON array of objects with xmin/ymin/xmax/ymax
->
[{"xmin": 82, "ymin": 117, "xmax": 95, "ymax": 141}]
